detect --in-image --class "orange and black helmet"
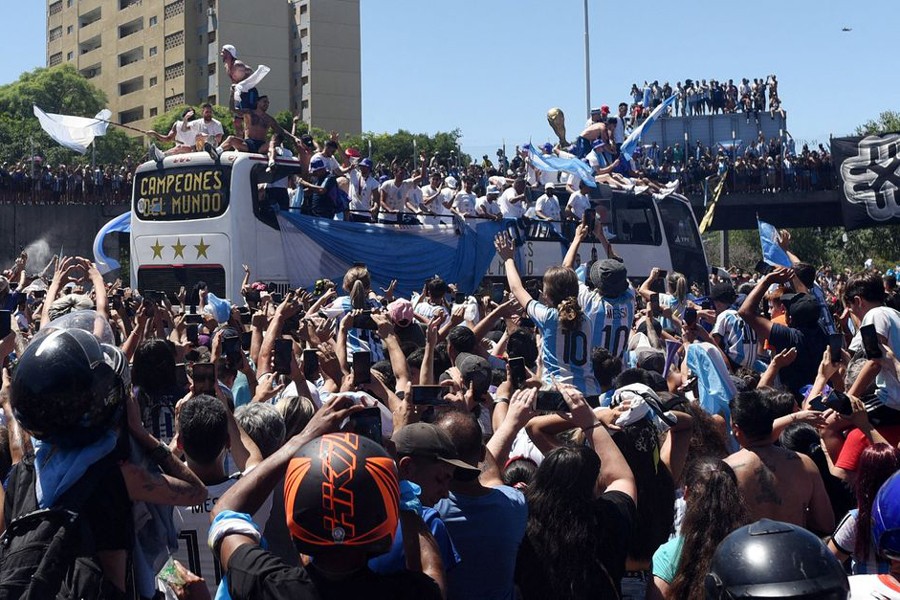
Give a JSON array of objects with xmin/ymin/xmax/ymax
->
[{"xmin": 284, "ymin": 433, "xmax": 399, "ymax": 555}]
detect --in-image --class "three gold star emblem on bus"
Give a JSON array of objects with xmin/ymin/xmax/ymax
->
[
  {"xmin": 151, "ymin": 239, "xmax": 164, "ymax": 259},
  {"xmin": 172, "ymin": 239, "xmax": 186, "ymax": 259},
  {"xmin": 194, "ymin": 238, "xmax": 210, "ymax": 259}
]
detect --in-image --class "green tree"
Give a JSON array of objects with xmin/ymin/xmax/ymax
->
[
  {"xmin": 150, "ymin": 104, "xmax": 235, "ymax": 139},
  {"xmin": 0, "ymin": 64, "xmax": 106, "ymax": 119},
  {"xmin": 856, "ymin": 111, "xmax": 900, "ymax": 136}
]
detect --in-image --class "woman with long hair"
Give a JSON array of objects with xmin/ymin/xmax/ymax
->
[
  {"xmin": 828, "ymin": 443, "xmax": 900, "ymax": 574},
  {"xmin": 647, "ymin": 457, "xmax": 749, "ymax": 600},
  {"xmin": 495, "ymin": 225, "xmax": 634, "ymax": 401},
  {"xmin": 324, "ymin": 264, "xmax": 385, "ymax": 362},
  {"xmin": 515, "ymin": 385, "xmax": 637, "ymax": 599},
  {"xmin": 639, "ymin": 268, "xmax": 691, "ymax": 332}
]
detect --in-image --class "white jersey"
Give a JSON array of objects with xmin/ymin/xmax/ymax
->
[
  {"xmin": 498, "ymin": 188, "xmax": 526, "ymax": 219},
  {"xmin": 379, "ymin": 179, "xmax": 417, "ymax": 212},
  {"xmin": 535, "ymin": 194, "xmax": 560, "ymax": 221},
  {"xmin": 453, "ymin": 191, "xmax": 477, "ymax": 216},
  {"xmin": 849, "ymin": 573, "xmax": 900, "ymax": 598},
  {"xmin": 348, "ymin": 169, "xmax": 379, "ymax": 212},
  {"xmin": 566, "ymin": 191, "xmax": 591, "ymax": 220},
  {"xmin": 167, "ymin": 474, "xmax": 272, "ymax": 598},
  {"xmin": 476, "ymin": 196, "xmax": 502, "ymax": 218},
  {"xmin": 188, "ymin": 118, "xmax": 224, "ymax": 144},
  {"xmin": 849, "ymin": 305, "xmax": 900, "ymax": 408},
  {"xmin": 713, "ymin": 308, "xmax": 758, "ymax": 369}
]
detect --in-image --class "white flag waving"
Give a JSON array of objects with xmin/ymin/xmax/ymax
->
[{"xmin": 33, "ymin": 105, "xmax": 112, "ymax": 154}]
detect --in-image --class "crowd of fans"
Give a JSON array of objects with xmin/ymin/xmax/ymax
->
[
  {"xmin": 1, "ymin": 214, "xmax": 900, "ymax": 599},
  {"xmin": 628, "ymin": 75, "xmax": 783, "ymax": 120},
  {"xmin": 0, "ymin": 160, "xmax": 136, "ymax": 205}
]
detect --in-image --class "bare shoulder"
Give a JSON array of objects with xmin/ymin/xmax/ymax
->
[{"xmin": 725, "ymin": 449, "xmax": 758, "ymax": 472}]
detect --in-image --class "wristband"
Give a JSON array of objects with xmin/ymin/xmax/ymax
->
[{"xmin": 208, "ymin": 510, "xmax": 262, "ymax": 554}]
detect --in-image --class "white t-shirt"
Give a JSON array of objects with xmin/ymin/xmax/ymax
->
[
  {"xmin": 498, "ymin": 187, "xmax": 526, "ymax": 218},
  {"xmin": 379, "ymin": 179, "xmax": 417, "ymax": 212},
  {"xmin": 311, "ymin": 152, "xmax": 341, "ymax": 175},
  {"xmin": 476, "ymin": 196, "xmax": 502, "ymax": 217},
  {"xmin": 849, "ymin": 574, "xmax": 900, "ymax": 598},
  {"xmin": 167, "ymin": 475, "xmax": 272, "ymax": 598},
  {"xmin": 535, "ymin": 193, "xmax": 560, "ymax": 221},
  {"xmin": 848, "ymin": 305, "xmax": 900, "ymax": 407},
  {"xmin": 347, "ymin": 169, "xmax": 379, "ymax": 212},
  {"xmin": 453, "ymin": 191, "xmax": 477, "ymax": 216},
  {"xmin": 173, "ymin": 120, "xmax": 198, "ymax": 147},
  {"xmin": 188, "ymin": 118, "xmax": 225, "ymax": 144},
  {"xmin": 566, "ymin": 191, "xmax": 591, "ymax": 220}
]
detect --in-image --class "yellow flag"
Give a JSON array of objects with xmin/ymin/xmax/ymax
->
[{"xmin": 699, "ymin": 170, "xmax": 728, "ymax": 234}]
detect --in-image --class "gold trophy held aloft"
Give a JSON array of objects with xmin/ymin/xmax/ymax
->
[{"xmin": 547, "ymin": 107, "xmax": 568, "ymax": 147}]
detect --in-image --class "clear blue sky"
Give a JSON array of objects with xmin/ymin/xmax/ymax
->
[{"xmin": 3, "ymin": 1, "xmax": 894, "ymax": 159}]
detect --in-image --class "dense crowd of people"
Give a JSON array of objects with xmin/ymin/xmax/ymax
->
[
  {"xmin": 628, "ymin": 75, "xmax": 783, "ymax": 120},
  {"xmin": 0, "ymin": 160, "xmax": 136, "ymax": 205},
  {"xmin": 2, "ymin": 209, "xmax": 900, "ymax": 599}
]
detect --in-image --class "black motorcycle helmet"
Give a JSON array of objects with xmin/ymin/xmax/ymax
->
[
  {"xmin": 284, "ymin": 433, "xmax": 399, "ymax": 556},
  {"xmin": 705, "ymin": 519, "xmax": 848, "ymax": 599},
  {"xmin": 11, "ymin": 328, "xmax": 124, "ymax": 448}
]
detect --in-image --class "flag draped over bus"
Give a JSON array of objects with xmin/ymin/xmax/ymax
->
[{"xmin": 276, "ymin": 213, "xmax": 506, "ymax": 297}]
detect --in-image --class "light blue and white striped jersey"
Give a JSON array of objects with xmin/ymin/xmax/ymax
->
[
  {"xmin": 326, "ymin": 295, "xmax": 386, "ymax": 363},
  {"xmin": 658, "ymin": 293, "xmax": 686, "ymax": 332},
  {"xmin": 712, "ymin": 309, "xmax": 757, "ymax": 369},
  {"xmin": 580, "ymin": 283, "xmax": 637, "ymax": 359},
  {"xmin": 527, "ymin": 297, "xmax": 600, "ymax": 397}
]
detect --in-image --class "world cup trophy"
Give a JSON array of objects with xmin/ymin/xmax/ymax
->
[{"xmin": 546, "ymin": 107, "xmax": 568, "ymax": 147}]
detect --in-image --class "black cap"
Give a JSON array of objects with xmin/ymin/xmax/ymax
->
[
  {"xmin": 590, "ymin": 259, "xmax": 628, "ymax": 297},
  {"xmin": 393, "ymin": 423, "xmax": 480, "ymax": 474},
  {"xmin": 781, "ymin": 293, "xmax": 820, "ymax": 328},
  {"xmin": 710, "ymin": 282, "xmax": 737, "ymax": 304},
  {"xmin": 455, "ymin": 352, "xmax": 492, "ymax": 398}
]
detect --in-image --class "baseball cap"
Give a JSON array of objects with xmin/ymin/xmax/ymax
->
[
  {"xmin": 590, "ymin": 259, "xmax": 628, "ymax": 297},
  {"xmin": 590, "ymin": 107, "xmax": 603, "ymax": 115},
  {"xmin": 601, "ymin": 104, "xmax": 610, "ymax": 113},
  {"xmin": 444, "ymin": 176, "xmax": 458, "ymax": 189},
  {"xmin": 455, "ymin": 352, "xmax": 492, "ymax": 397},
  {"xmin": 486, "ymin": 185, "xmax": 500, "ymax": 195},
  {"xmin": 544, "ymin": 182, "xmax": 555, "ymax": 190},
  {"xmin": 309, "ymin": 157, "xmax": 326, "ymax": 171},
  {"xmin": 393, "ymin": 423, "xmax": 481, "ymax": 474},
  {"xmin": 541, "ymin": 142, "xmax": 553, "ymax": 153},
  {"xmin": 781, "ymin": 292, "xmax": 820, "ymax": 328},
  {"xmin": 386, "ymin": 298, "xmax": 413, "ymax": 327},
  {"xmin": 221, "ymin": 44, "xmax": 237, "ymax": 58},
  {"xmin": 710, "ymin": 282, "xmax": 737, "ymax": 304},
  {"xmin": 300, "ymin": 134, "xmax": 315, "ymax": 150},
  {"xmin": 359, "ymin": 158, "xmax": 373, "ymax": 169}
]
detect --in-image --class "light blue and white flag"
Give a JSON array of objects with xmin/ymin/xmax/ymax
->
[
  {"xmin": 620, "ymin": 94, "xmax": 677, "ymax": 162},
  {"xmin": 523, "ymin": 144, "xmax": 596, "ymax": 187},
  {"xmin": 92, "ymin": 212, "xmax": 131, "ymax": 274},
  {"xmin": 277, "ymin": 213, "xmax": 506, "ymax": 297},
  {"xmin": 757, "ymin": 218, "xmax": 792, "ymax": 267},
  {"xmin": 34, "ymin": 105, "xmax": 111, "ymax": 154}
]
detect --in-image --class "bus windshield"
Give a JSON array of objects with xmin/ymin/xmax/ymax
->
[
  {"xmin": 605, "ymin": 195, "xmax": 662, "ymax": 246},
  {"xmin": 656, "ymin": 197, "xmax": 703, "ymax": 251},
  {"xmin": 133, "ymin": 165, "xmax": 232, "ymax": 221}
]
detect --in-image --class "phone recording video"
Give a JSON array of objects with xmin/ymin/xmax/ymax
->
[
  {"xmin": 684, "ymin": 307, "xmax": 698, "ymax": 326},
  {"xmin": 273, "ymin": 339, "xmax": 293, "ymax": 375},
  {"xmin": 410, "ymin": 385, "xmax": 447, "ymax": 406},
  {"xmin": 490, "ymin": 283, "xmax": 505, "ymax": 304},
  {"xmin": 240, "ymin": 331, "xmax": 252, "ymax": 351},
  {"xmin": 860, "ymin": 324, "xmax": 883, "ymax": 359},
  {"xmin": 174, "ymin": 363, "xmax": 189, "ymax": 391},
  {"xmin": 826, "ymin": 390, "xmax": 853, "ymax": 416},
  {"xmin": 454, "ymin": 292, "xmax": 467, "ymax": 305},
  {"xmin": 302, "ymin": 349, "xmax": 319, "ymax": 381},
  {"xmin": 352, "ymin": 351, "xmax": 371, "ymax": 384},
  {"xmin": 649, "ymin": 292, "xmax": 661, "ymax": 314},
  {"xmin": 348, "ymin": 407, "xmax": 383, "ymax": 443},
  {"xmin": 508, "ymin": 357, "xmax": 527, "ymax": 390},
  {"xmin": 583, "ymin": 208, "xmax": 596, "ymax": 232},
  {"xmin": 222, "ymin": 333, "xmax": 242, "ymax": 367},
  {"xmin": 186, "ymin": 323, "xmax": 199, "ymax": 346},
  {"xmin": 535, "ymin": 389, "xmax": 567, "ymax": 412},
  {"xmin": 828, "ymin": 333, "xmax": 843, "ymax": 364},
  {"xmin": 0, "ymin": 310, "xmax": 11, "ymax": 339},
  {"xmin": 354, "ymin": 311, "xmax": 378, "ymax": 331},
  {"xmin": 192, "ymin": 362, "xmax": 216, "ymax": 395}
]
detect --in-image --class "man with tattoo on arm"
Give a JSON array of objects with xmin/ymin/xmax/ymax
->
[{"xmin": 724, "ymin": 390, "xmax": 835, "ymax": 536}]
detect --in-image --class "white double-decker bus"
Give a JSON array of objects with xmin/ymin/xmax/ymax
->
[{"xmin": 129, "ymin": 152, "xmax": 708, "ymax": 301}]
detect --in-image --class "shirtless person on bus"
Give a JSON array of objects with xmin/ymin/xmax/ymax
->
[
  {"xmin": 221, "ymin": 44, "xmax": 257, "ymax": 137},
  {"xmin": 724, "ymin": 390, "xmax": 835, "ymax": 536},
  {"xmin": 565, "ymin": 117, "xmax": 615, "ymax": 159},
  {"xmin": 211, "ymin": 96, "xmax": 296, "ymax": 157}
]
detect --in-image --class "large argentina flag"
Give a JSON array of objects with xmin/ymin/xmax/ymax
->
[
  {"xmin": 620, "ymin": 94, "xmax": 678, "ymax": 162},
  {"xmin": 276, "ymin": 213, "xmax": 507, "ymax": 296}
]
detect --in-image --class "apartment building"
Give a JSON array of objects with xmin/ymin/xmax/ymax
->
[{"xmin": 46, "ymin": 0, "xmax": 361, "ymax": 135}]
